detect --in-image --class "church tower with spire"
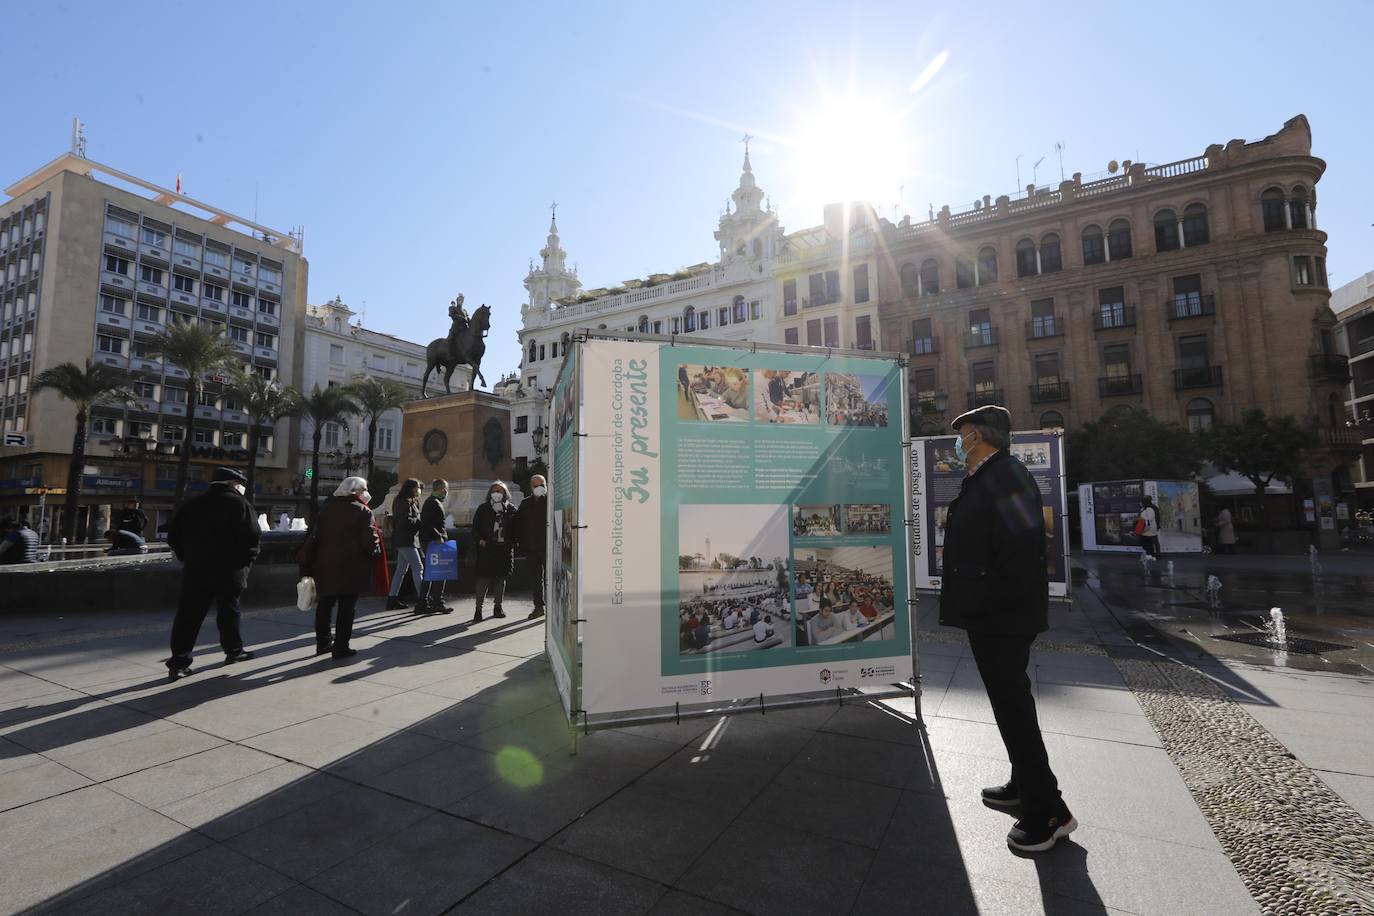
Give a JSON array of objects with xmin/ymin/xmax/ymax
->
[
  {"xmin": 715, "ymin": 138, "xmax": 781, "ymax": 269},
  {"xmin": 523, "ymin": 206, "xmax": 582, "ymax": 317}
]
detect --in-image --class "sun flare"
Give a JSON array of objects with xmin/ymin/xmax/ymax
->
[{"xmin": 785, "ymin": 92, "xmax": 913, "ymax": 210}]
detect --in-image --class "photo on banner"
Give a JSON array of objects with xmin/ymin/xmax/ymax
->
[
  {"xmin": 791, "ymin": 546, "xmax": 897, "ymax": 646},
  {"xmin": 755, "ymin": 369, "xmax": 820, "ymax": 424},
  {"xmin": 677, "ymin": 364, "xmax": 750, "ymax": 422},
  {"xmin": 824, "ymin": 372, "xmax": 891, "ymax": 427},
  {"xmin": 677, "ymin": 504, "xmax": 790, "ymax": 657}
]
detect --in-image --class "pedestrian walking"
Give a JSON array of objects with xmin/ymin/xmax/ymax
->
[
  {"xmin": 1137, "ymin": 495, "xmax": 1160, "ymax": 558},
  {"xmin": 515, "ymin": 474, "xmax": 548, "ymax": 619},
  {"xmin": 302, "ymin": 476, "xmax": 380, "ymax": 660},
  {"xmin": 115, "ymin": 498, "xmax": 148, "ymax": 538},
  {"xmin": 165, "ymin": 467, "xmax": 260, "ymax": 680},
  {"xmin": 0, "ymin": 518, "xmax": 39, "ymax": 564},
  {"xmin": 938, "ymin": 406, "xmax": 1075, "ymax": 853},
  {"xmin": 386, "ymin": 478, "xmax": 425, "ymax": 610},
  {"xmin": 418, "ymin": 478, "xmax": 453, "ymax": 614},
  {"xmin": 1214, "ymin": 506, "xmax": 1236, "ymax": 554},
  {"xmin": 472, "ymin": 480, "xmax": 516, "ymax": 623}
]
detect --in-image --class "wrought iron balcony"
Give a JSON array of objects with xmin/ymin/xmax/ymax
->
[
  {"xmin": 964, "ymin": 328, "xmax": 999, "ymax": 349},
  {"xmin": 1026, "ymin": 316, "xmax": 1063, "ymax": 340},
  {"xmin": 1321, "ymin": 427, "xmax": 1363, "ymax": 451},
  {"xmin": 1029, "ymin": 381, "xmax": 1070, "ymax": 403},
  {"xmin": 967, "ymin": 388, "xmax": 1004, "ymax": 408},
  {"xmin": 1167, "ymin": 294, "xmax": 1216, "ymax": 321},
  {"xmin": 907, "ymin": 336, "xmax": 939, "ymax": 356},
  {"xmin": 1098, "ymin": 374, "xmax": 1143, "ymax": 397},
  {"xmin": 1174, "ymin": 365, "xmax": 1224, "ymax": 389},
  {"xmin": 1092, "ymin": 305, "xmax": 1136, "ymax": 331},
  {"xmin": 913, "ymin": 393, "xmax": 948, "ymax": 415},
  {"xmin": 1308, "ymin": 353, "xmax": 1351, "ymax": 384}
]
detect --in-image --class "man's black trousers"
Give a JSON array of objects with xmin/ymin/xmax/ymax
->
[
  {"xmin": 168, "ymin": 579, "xmax": 244, "ymax": 670},
  {"xmin": 967, "ymin": 631, "xmax": 1063, "ymax": 819}
]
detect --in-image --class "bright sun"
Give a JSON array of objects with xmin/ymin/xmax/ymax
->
[{"xmin": 786, "ymin": 92, "xmax": 913, "ymax": 210}]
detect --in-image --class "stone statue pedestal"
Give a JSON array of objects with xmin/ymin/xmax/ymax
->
[{"xmin": 394, "ymin": 390, "xmax": 513, "ymax": 525}]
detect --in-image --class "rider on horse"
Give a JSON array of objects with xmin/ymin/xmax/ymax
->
[{"xmin": 449, "ymin": 294, "xmax": 470, "ymax": 338}]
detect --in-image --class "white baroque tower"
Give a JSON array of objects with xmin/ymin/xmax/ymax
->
[
  {"xmin": 714, "ymin": 141, "xmax": 781, "ymax": 268},
  {"xmin": 522, "ymin": 209, "xmax": 581, "ymax": 317}
]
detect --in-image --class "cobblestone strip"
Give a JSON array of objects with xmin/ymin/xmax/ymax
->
[{"xmin": 1113, "ymin": 655, "xmax": 1374, "ymax": 916}]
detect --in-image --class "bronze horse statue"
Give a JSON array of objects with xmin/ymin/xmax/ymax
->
[{"xmin": 422, "ymin": 301, "xmax": 490, "ymax": 397}]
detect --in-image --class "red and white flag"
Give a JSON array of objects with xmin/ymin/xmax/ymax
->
[{"xmin": 175, "ymin": 172, "xmax": 182, "ymax": 194}]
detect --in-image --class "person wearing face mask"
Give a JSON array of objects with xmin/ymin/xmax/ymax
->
[
  {"xmin": 939, "ymin": 406, "xmax": 1071, "ymax": 854},
  {"xmin": 471, "ymin": 480, "xmax": 516, "ymax": 623},
  {"xmin": 418, "ymin": 478, "xmax": 453, "ymax": 614},
  {"xmin": 164, "ymin": 467, "xmax": 261, "ymax": 680},
  {"xmin": 515, "ymin": 474, "xmax": 549, "ymax": 620},
  {"xmin": 303, "ymin": 476, "xmax": 381, "ymax": 659}
]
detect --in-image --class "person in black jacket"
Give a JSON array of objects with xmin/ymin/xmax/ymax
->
[
  {"xmin": 471, "ymin": 480, "xmax": 516, "ymax": 623},
  {"xmin": 165, "ymin": 467, "xmax": 261, "ymax": 679},
  {"xmin": 938, "ymin": 406, "xmax": 1074, "ymax": 853},
  {"xmin": 418, "ymin": 478, "xmax": 452, "ymax": 614},
  {"xmin": 515, "ymin": 474, "xmax": 548, "ymax": 619},
  {"xmin": 114, "ymin": 498, "xmax": 148, "ymax": 538},
  {"xmin": 386, "ymin": 478, "xmax": 424, "ymax": 610}
]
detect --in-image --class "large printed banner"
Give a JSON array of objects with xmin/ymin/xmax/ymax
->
[
  {"xmin": 576, "ymin": 338, "xmax": 913, "ymax": 721},
  {"xmin": 911, "ymin": 431, "xmax": 1070, "ymax": 598},
  {"xmin": 1078, "ymin": 479, "xmax": 1202, "ymax": 553},
  {"xmin": 546, "ymin": 346, "xmax": 580, "ymax": 719}
]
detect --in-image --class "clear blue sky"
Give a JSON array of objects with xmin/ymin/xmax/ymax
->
[{"xmin": 8, "ymin": 0, "xmax": 1371, "ymax": 381}]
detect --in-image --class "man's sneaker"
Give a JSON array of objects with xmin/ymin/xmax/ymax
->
[
  {"xmin": 225, "ymin": 650, "xmax": 254, "ymax": 664},
  {"xmin": 168, "ymin": 667, "xmax": 194, "ymax": 681},
  {"xmin": 1007, "ymin": 809, "xmax": 1077, "ymax": 853},
  {"xmin": 981, "ymin": 781, "xmax": 1020, "ymax": 810},
  {"xmin": 386, "ymin": 597, "xmax": 409, "ymax": 610}
]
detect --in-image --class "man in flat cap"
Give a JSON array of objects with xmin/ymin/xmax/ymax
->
[
  {"xmin": 165, "ymin": 467, "xmax": 261, "ymax": 679},
  {"xmin": 939, "ymin": 405, "xmax": 1074, "ymax": 852}
]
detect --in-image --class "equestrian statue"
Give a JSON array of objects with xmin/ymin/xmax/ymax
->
[{"xmin": 422, "ymin": 294, "xmax": 490, "ymax": 397}]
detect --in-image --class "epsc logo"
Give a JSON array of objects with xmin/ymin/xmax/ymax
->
[
  {"xmin": 860, "ymin": 666, "xmax": 876, "ymax": 678},
  {"xmin": 699, "ymin": 680, "xmax": 713, "ymax": 696}
]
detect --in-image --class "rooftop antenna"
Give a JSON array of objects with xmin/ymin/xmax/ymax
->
[
  {"xmin": 1054, "ymin": 141, "xmax": 1066, "ymax": 181},
  {"xmin": 1032, "ymin": 156, "xmax": 1046, "ymax": 188},
  {"xmin": 70, "ymin": 118, "xmax": 87, "ymax": 158},
  {"xmin": 254, "ymin": 182, "xmax": 260, "ymax": 225},
  {"xmin": 1015, "ymin": 154, "xmax": 1023, "ymax": 189}
]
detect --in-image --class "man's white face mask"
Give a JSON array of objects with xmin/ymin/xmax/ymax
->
[
  {"xmin": 232, "ymin": 483, "xmax": 246, "ymax": 496},
  {"xmin": 490, "ymin": 493, "xmax": 505, "ymax": 506},
  {"xmin": 360, "ymin": 491, "xmax": 371, "ymax": 504},
  {"xmin": 532, "ymin": 485, "xmax": 547, "ymax": 497}
]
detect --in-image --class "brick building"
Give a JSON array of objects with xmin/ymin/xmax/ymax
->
[{"xmin": 872, "ymin": 115, "xmax": 1358, "ymax": 487}]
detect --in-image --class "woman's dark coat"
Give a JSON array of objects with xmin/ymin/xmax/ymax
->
[
  {"xmin": 472, "ymin": 500, "xmax": 516, "ymax": 579},
  {"xmin": 306, "ymin": 496, "xmax": 380, "ymax": 596}
]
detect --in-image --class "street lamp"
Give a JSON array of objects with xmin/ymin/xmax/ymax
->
[
  {"xmin": 111, "ymin": 435, "xmax": 172, "ymax": 499},
  {"xmin": 531, "ymin": 421, "xmax": 547, "ymax": 459},
  {"xmin": 327, "ymin": 439, "xmax": 362, "ymax": 476}
]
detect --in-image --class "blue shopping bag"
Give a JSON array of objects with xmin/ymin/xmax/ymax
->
[{"xmin": 422, "ymin": 540, "xmax": 459, "ymax": 581}]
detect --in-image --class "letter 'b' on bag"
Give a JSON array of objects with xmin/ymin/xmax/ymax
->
[
  {"xmin": 1132, "ymin": 517, "xmax": 1146, "ymax": 537},
  {"xmin": 423, "ymin": 540, "xmax": 459, "ymax": 581}
]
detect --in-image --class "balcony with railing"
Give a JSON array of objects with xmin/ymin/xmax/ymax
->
[
  {"xmin": 964, "ymin": 328, "xmax": 999, "ymax": 349},
  {"xmin": 1321, "ymin": 427, "xmax": 1363, "ymax": 452},
  {"xmin": 912, "ymin": 392, "xmax": 948, "ymax": 415},
  {"xmin": 908, "ymin": 336, "xmax": 939, "ymax": 356},
  {"xmin": 967, "ymin": 388, "xmax": 1004, "ymax": 408},
  {"xmin": 1174, "ymin": 365, "xmax": 1224, "ymax": 389},
  {"xmin": 1026, "ymin": 316, "xmax": 1063, "ymax": 340},
  {"xmin": 1029, "ymin": 381, "xmax": 1070, "ymax": 403},
  {"xmin": 1308, "ymin": 353, "xmax": 1351, "ymax": 384},
  {"xmin": 1099, "ymin": 374, "xmax": 1142, "ymax": 397},
  {"xmin": 1167, "ymin": 293, "xmax": 1216, "ymax": 321},
  {"xmin": 1093, "ymin": 305, "xmax": 1136, "ymax": 331}
]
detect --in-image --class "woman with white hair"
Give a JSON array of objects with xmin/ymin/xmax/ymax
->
[
  {"xmin": 471, "ymin": 479, "xmax": 517, "ymax": 623},
  {"xmin": 303, "ymin": 476, "xmax": 380, "ymax": 659}
]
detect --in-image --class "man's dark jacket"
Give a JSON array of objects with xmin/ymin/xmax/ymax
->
[
  {"xmin": 391, "ymin": 495, "xmax": 421, "ymax": 549},
  {"xmin": 166, "ymin": 484, "xmax": 261, "ymax": 589},
  {"xmin": 515, "ymin": 493, "xmax": 547, "ymax": 561},
  {"xmin": 938, "ymin": 450, "xmax": 1048, "ymax": 634},
  {"xmin": 419, "ymin": 495, "xmax": 447, "ymax": 545},
  {"xmin": 115, "ymin": 507, "xmax": 147, "ymax": 536},
  {"xmin": 472, "ymin": 501, "xmax": 516, "ymax": 578}
]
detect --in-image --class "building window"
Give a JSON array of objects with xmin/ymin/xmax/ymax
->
[
  {"xmin": 539, "ymin": 344, "xmax": 546, "ymax": 360},
  {"xmin": 258, "ymin": 299, "xmax": 278, "ymax": 316},
  {"xmin": 141, "ymin": 226, "xmax": 166, "ymax": 247},
  {"xmin": 198, "ymin": 390, "xmax": 217, "ymax": 407},
  {"xmin": 203, "ymin": 248, "xmax": 228, "ymax": 268},
  {"xmin": 1182, "ymin": 204, "xmax": 1209, "ymax": 247},
  {"xmin": 750, "ymin": 300, "xmax": 761, "ymax": 320},
  {"xmin": 1081, "ymin": 226, "xmax": 1105, "ymax": 265},
  {"xmin": 1316, "ymin": 257, "xmax": 1327, "ymax": 287},
  {"xmin": 1015, "ymin": 239, "xmax": 1037, "ymax": 278},
  {"xmin": 1030, "ymin": 299, "xmax": 1057, "ymax": 338},
  {"xmin": 100, "ymin": 295, "xmax": 127, "ymax": 315},
  {"xmin": 229, "ymin": 326, "xmax": 250, "ymax": 343},
  {"xmin": 1098, "ymin": 287, "xmax": 1126, "ymax": 327},
  {"xmin": 1039, "ymin": 234, "xmax": 1062, "ymax": 273},
  {"xmin": 193, "ymin": 428, "xmax": 215, "ymax": 445},
  {"xmin": 1039, "ymin": 411, "xmax": 1064, "ymax": 429},
  {"xmin": 1294, "ymin": 256, "xmax": 1313, "ymax": 286},
  {"xmin": 671, "ymin": 317, "xmax": 681, "ymax": 335},
  {"xmin": 377, "ymin": 425, "xmax": 395, "ymax": 452},
  {"xmin": 652, "ymin": 320, "xmax": 663, "ymax": 335},
  {"xmin": 234, "ymin": 257, "xmax": 255, "ymax": 276},
  {"xmin": 1172, "ymin": 274, "xmax": 1204, "ymax": 316},
  {"xmin": 900, "ymin": 263, "xmax": 919, "ymax": 296},
  {"xmin": 255, "ymin": 332, "xmax": 276, "ymax": 349},
  {"xmin": 955, "ymin": 257, "xmax": 975, "ymax": 289},
  {"xmin": 1104, "ymin": 344, "xmax": 1132, "ymax": 381},
  {"xmin": 718, "ymin": 307, "xmax": 729, "ymax": 327},
  {"xmin": 1186, "ymin": 397, "xmax": 1214, "ymax": 432},
  {"xmin": 782, "ymin": 280, "xmax": 797, "ymax": 316},
  {"xmin": 173, "ymin": 237, "xmax": 199, "ymax": 258},
  {"xmin": 222, "ymin": 431, "xmax": 244, "ymax": 448},
  {"xmin": 324, "ymin": 422, "xmax": 340, "ymax": 448},
  {"xmin": 978, "ymin": 247, "xmax": 998, "ymax": 285},
  {"xmin": 328, "ymin": 343, "xmax": 344, "ymax": 363},
  {"xmin": 527, "ymin": 341, "xmax": 537, "ymax": 362},
  {"xmin": 968, "ymin": 308, "xmax": 992, "ymax": 343},
  {"xmin": 699, "ymin": 310, "xmax": 711, "ymax": 330},
  {"xmin": 684, "ymin": 306, "xmax": 697, "ymax": 332},
  {"xmin": 203, "ymin": 282, "xmax": 224, "ymax": 302},
  {"xmin": 231, "ymin": 291, "xmax": 253, "ymax": 309},
  {"xmin": 162, "ymin": 425, "xmax": 184, "ymax": 442},
  {"xmin": 784, "ymin": 327, "xmax": 799, "ymax": 345},
  {"xmin": 1154, "ymin": 209, "xmax": 1180, "ymax": 252},
  {"xmin": 1289, "ymin": 186, "xmax": 1310, "ymax": 230},
  {"xmin": 164, "ymin": 386, "xmax": 187, "ymax": 404},
  {"xmin": 173, "ymin": 274, "xmax": 196, "ymax": 294},
  {"xmin": 253, "ymin": 365, "xmax": 273, "ymax": 380},
  {"xmin": 853, "ymin": 264, "xmax": 870, "ymax": 303},
  {"xmin": 134, "ymin": 380, "xmax": 157, "ymax": 399},
  {"xmin": 855, "ymin": 315, "xmax": 873, "ymax": 349},
  {"xmin": 825, "ymin": 269, "xmax": 840, "ymax": 304},
  {"xmin": 515, "ymin": 415, "xmax": 528, "ymax": 433},
  {"xmin": 637, "ymin": 316, "xmax": 649, "ymax": 334},
  {"xmin": 1107, "ymin": 219, "xmax": 1132, "ymax": 260},
  {"xmin": 91, "ymin": 416, "xmax": 119, "ymax": 437},
  {"xmin": 911, "ymin": 318, "xmax": 935, "ymax": 354},
  {"xmin": 140, "ymin": 265, "xmax": 163, "ymax": 285},
  {"xmin": 105, "ymin": 254, "xmax": 130, "ymax": 275},
  {"xmin": 912, "ymin": 369, "xmax": 937, "ymax": 406},
  {"xmin": 919, "ymin": 259, "xmax": 939, "ymax": 295},
  {"xmin": 971, "ymin": 361, "xmax": 996, "ymax": 396},
  {"xmin": 1179, "ymin": 334, "xmax": 1210, "ymax": 379},
  {"xmin": 806, "ymin": 318, "xmax": 822, "ymax": 346},
  {"xmin": 733, "ymin": 295, "xmax": 747, "ymax": 323},
  {"xmin": 96, "ymin": 334, "xmax": 124, "ymax": 354},
  {"xmin": 1034, "ymin": 352, "xmax": 1061, "ymax": 387},
  {"xmin": 259, "ymin": 265, "xmax": 282, "ymax": 284},
  {"xmin": 1261, "ymin": 188, "xmax": 1286, "ymax": 232},
  {"xmin": 823, "ymin": 316, "xmax": 840, "ymax": 347},
  {"xmin": 105, "ymin": 216, "xmax": 135, "ymax": 239}
]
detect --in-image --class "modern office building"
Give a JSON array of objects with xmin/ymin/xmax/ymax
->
[
  {"xmin": 869, "ymin": 114, "xmax": 1358, "ymax": 488},
  {"xmin": 298, "ymin": 296, "xmax": 446, "ymax": 491},
  {"xmin": 0, "ymin": 150, "xmax": 307, "ymax": 537},
  {"xmin": 1331, "ymin": 270, "xmax": 1374, "ymax": 502}
]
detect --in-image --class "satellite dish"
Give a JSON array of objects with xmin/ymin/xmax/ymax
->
[{"xmin": 1107, "ymin": 160, "xmax": 1119, "ymax": 174}]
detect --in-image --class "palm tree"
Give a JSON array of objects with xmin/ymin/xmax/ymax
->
[
  {"xmin": 32, "ymin": 361, "xmax": 140, "ymax": 543},
  {"xmin": 300, "ymin": 384, "xmax": 359, "ymax": 520},
  {"xmin": 345, "ymin": 377, "xmax": 410, "ymax": 481},
  {"xmin": 226, "ymin": 369, "xmax": 303, "ymax": 503},
  {"xmin": 148, "ymin": 321, "xmax": 240, "ymax": 505}
]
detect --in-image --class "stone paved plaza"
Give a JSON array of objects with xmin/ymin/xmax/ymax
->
[{"xmin": 2, "ymin": 569, "xmax": 1372, "ymax": 915}]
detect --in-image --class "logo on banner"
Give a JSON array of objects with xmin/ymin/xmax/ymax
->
[
  {"xmin": 818, "ymin": 668, "xmax": 833, "ymax": 685},
  {"xmin": 699, "ymin": 680, "xmax": 712, "ymax": 696}
]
